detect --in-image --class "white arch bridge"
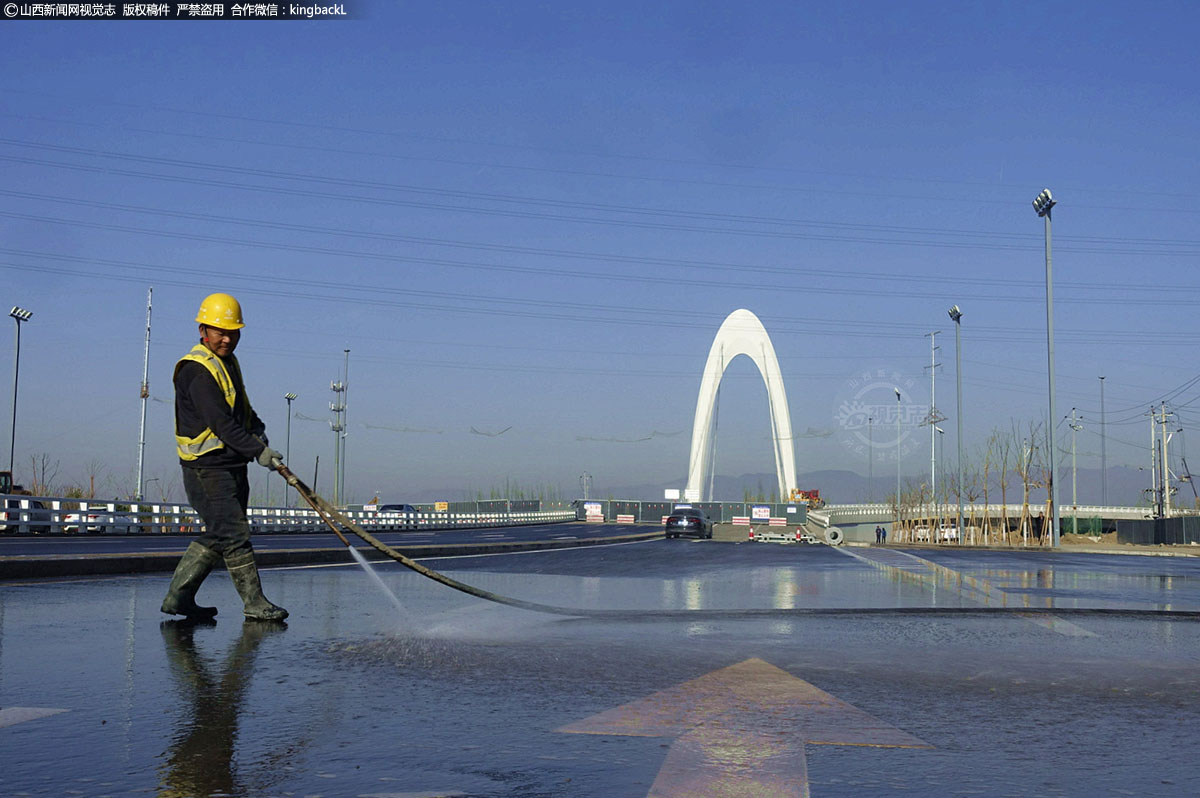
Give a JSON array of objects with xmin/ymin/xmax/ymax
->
[{"xmin": 685, "ymin": 309, "xmax": 795, "ymax": 502}]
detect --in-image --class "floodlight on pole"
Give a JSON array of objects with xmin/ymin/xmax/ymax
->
[
  {"xmin": 284, "ymin": 392, "xmax": 297, "ymax": 507},
  {"xmin": 8, "ymin": 306, "xmax": 32, "ymax": 475},
  {"xmin": 894, "ymin": 387, "xmax": 902, "ymax": 530},
  {"xmin": 948, "ymin": 304, "xmax": 964, "ymax": 544},
  {"xmin": 1032, "ymin": 188, "xmax": 1061, "ymax": 547}
]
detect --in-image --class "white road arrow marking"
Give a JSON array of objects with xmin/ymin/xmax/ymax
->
[{"xmin": 558, "ymin": 658, "xmax": 930, "ymax": 797}]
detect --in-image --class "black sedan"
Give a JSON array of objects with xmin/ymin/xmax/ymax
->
[{"xmin": 664, "ymin": 507, "xmax": 713, "ymax": 539}]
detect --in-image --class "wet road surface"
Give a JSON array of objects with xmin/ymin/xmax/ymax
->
[{"xmin": 3, "ymin": 539, "xmax": 1199, "ymax": 796}]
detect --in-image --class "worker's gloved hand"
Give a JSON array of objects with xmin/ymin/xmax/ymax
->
[{"xmin": 256, "ymin": 446, "xmax": 284, "ymax": 469}]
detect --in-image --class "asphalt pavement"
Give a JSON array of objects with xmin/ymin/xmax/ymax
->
[{"xmin": 3, "ymin": 534, "xmax": 1200, "ymax": 796}]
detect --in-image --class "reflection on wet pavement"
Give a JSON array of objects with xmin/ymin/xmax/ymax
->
[{"xmin": 158, "ymin": 618, "xmax": 287, "ymax": 797}]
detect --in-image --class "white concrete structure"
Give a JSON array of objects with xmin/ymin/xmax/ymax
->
[{"xmin": 685, "ymin": 309, "xmax": 797, "ymax": 501}]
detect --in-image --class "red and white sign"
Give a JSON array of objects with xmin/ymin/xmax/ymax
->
[
  {"xmin": 732, "ymin": 517, "xmax": 750, "ymax": 526},
  {"xmin": 616, "ymin": 514, "xmax": 635, "ymax": 524}
]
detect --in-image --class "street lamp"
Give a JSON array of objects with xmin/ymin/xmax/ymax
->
[
  {"xmin": 868, "ymin": 416, "xmax": 873, "ymax": 503},
  {"xmin": 8, "ymin": 306, "xmax": 32, "ymax": 475},
  {"xmin": 284, "ymin": 392, "xmax": 297, "ymax": 507},
  {"xmin": 948, "ymin": 305, "xmax": 964, "ymax": 543},
  {"xmin": 894, "ymin": 387, "xmax": 902, "ymax": 529},
  {"xmin": 1032, "ymin": 188, "xmax": 1060, "ymax": 547},
  {"xmin": 1099, "ymin": 376, "xmax": 1107, "ymax": 507}
]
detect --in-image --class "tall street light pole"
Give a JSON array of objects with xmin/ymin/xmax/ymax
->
[
  {"xmin": 868, "ymin": 416, "xmax": 873, "ymax": 503},
  {"xmin": 1099, "ymin": 376, "xmax": 1107, "ymax": 507},
  {"xmin": 1033, "ymin": 188, "xmax": 1061, "ymax": 547},
  {"xmin": 284, "ymin": 392, "xmax": 297, "ymax": 507},
  {"xmin": 949, "ymin": 305, "xmax": 964, "ymax": 544},
  {"xmin": 135, "ymin": 288, "xmax": 152, "ymax": 501},
  {"xmin": 894, "ymin": 387, "xmax": 902, "ymax": 531},
  {"xmin": 8, "ymin": 306, "xmax": 32, "ymax": 475}
]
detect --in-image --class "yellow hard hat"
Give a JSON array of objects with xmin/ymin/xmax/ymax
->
[{"xmin": 195, "ymin": 293, "xmax": 245, "ymax": 329}]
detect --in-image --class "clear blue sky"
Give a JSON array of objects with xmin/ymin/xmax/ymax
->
[{"xmin": 2, "ymin": 2, "xmax": 1198, "ymax": 502}]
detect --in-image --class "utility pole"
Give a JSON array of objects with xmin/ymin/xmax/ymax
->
[
  {"xmin": 1149, "ymin": 408, "xmax": 1158, "ymax": 517},
  {"xmin": 925, "ymin": 332, "xmax": 942, "ymax": 501},
  {"xmin": 1068, "ymin": 408, "xmax": 1082, "ymax": 535},
  {"xmin": 135, "ymin": 287, "xmax": 152, "ymax": 501},
  {"xmin": 340, "ymin": 349, "xmax": 350, "ymax": 504},
  {"xmin": 330, "ymin": 379, "xmax": 346, "ymax": 506},
  {"xmin": 1161, "ymin": 403, "xmax": 1174, "ymax": 518}
]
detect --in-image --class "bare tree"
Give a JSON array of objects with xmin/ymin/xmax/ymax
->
[
  {"xmin": 995, "ymin": 427, "xmax": 1014, "ymax": 545},
  {"xmin": 909, "ymin": 479, "xmax": 930, "ymax": 542},
  {"xmin": 980, "ymin": 434, "xmax": 997, "ymax": 542},
  {"xmin": 26, "ymin": 453, "xmax": 60, "ymax": 495},
  {"xmin": 1032, "ymin": 422, "xmax": 1055, "ymax": 546},
  {"xmin": 1013, "ymin": 421, "xmax": 1045, "ymax": 546},
  {"xmin": 961, "ymin": 458, "xmax": 983, "ymax": 544}
]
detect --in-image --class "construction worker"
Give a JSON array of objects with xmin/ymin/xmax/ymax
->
[{"xmin": 161, "ymin": 292, "xmax": 287, "ymax": 621}]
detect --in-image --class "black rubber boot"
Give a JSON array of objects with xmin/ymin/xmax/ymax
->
[
  {"xmin": 161, "ymin": 542, "xmax": 221, "ymax": 618},
  {"xmin": 224, "ymin": 551, "xmax": 288, "ymax": 621}
]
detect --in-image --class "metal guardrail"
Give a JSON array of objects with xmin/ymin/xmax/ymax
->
[
  {"xmin": 820, "ymin": 503, "xmax": 1155, "ymax": 521},
  {"xmin": 0, "ymin": 493, "xmax": 575, "ymax": 535}
]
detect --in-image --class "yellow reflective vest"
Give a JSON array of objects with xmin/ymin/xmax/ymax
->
[{"xmin": 174, "ymin": 344, "xmax": 255, "ymax": 461}]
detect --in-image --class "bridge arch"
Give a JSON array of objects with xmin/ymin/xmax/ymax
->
[{"xmin": 685, "ymin": 309, "xmax": 797, "ymax": 501}]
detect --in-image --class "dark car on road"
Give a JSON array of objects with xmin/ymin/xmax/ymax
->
[
  {"xmin": 664, "ymin": 506, "xmax": 713, "ymax": 539},
  {"xmin": 2, "ymin": 497, "xmax": 52, "ymax": 534}
]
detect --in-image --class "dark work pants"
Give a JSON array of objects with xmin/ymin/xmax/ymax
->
[{"xmin": 182, "ymin": 465, "xmax": 253, "ymax": 558}]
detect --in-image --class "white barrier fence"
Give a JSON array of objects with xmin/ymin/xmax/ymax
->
[
  {"xmin": 0, "ymin": 493, "xmax": 575, "ymax": 535},
  {"xmin": 817, "ymin": 503, "xmax": 1156, "ymax": 524}
]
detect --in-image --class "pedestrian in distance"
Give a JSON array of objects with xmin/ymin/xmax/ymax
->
[
  {"xmin": 161, "ymin": 293, "xmax": 288, "ymax": 621},
  {"xmin": 881, "ymin": 526, "xmax": 887, "ymax": 544},
  {"xmin": 875, "ymin": 525, "xmax": 882, "ymax": 544}
]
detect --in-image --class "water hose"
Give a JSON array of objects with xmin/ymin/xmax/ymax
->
[
  {"xmin": 275, "ymin": 461, "xmax": 595, "ymax": 616},
  {"xmin": 271, "ymin": 461, "xmax": 1200, "ymax": 621}
]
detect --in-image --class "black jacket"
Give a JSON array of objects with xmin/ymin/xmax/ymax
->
[{"xmin": 174, "ymin": 359, "xmax": 267, "ymax": 468}]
